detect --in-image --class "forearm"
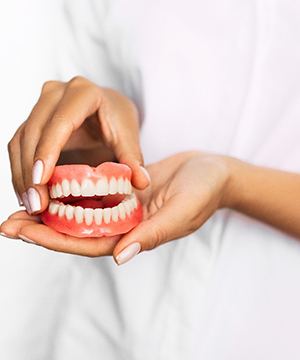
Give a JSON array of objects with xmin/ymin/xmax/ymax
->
[{"xmin": 224, "ymin": 157, "xmax": 300, "ymax": 238}]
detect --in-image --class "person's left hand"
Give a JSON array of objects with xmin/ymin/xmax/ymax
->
[{"xmin": 0, "ymin": 151, "xmax": 232, "ymax": 262}]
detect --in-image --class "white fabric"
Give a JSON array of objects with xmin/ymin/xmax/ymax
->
[{"xmin": 1, "ymin": 0, "xmax": 300, "ymax": 359}]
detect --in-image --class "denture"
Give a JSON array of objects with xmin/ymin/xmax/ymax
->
[{"xmin": 41, "ymin": 162, "xmax": 143, "ymax": 237}]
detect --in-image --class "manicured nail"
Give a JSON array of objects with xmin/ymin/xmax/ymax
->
[
  {"xmin": 115, "ymin": 242, "xmax": 141, "ymax": 265},
  {"xmin": 27, "ymin": 187, "xmax": 41, "ymax": 213},
  {"xmin": 140, "ymin": 166, "xmax": 151, "ymax": 183},
  {"xmin": 22, "ymin": 192, "xmax": 32, "ymax": 213},
  {"xmin": 14, "ymin": 190, "xmax": 23, "ymax": 206},
  {"xmin": 19, "ymin": 234, "xmax": 36, "ymax": 245},
  {"xmin": 32, "ymin": 160, "xmax": 44, "ymax": 185}
]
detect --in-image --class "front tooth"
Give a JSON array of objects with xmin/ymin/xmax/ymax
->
[
  {"xmin": 55, "ymin": 183, "xmax": 63, "ymax": 197},
  {"xmin": 109, "ymin": 177, "xmax": 118, "ymax": 194},
  {"xmin": 65, "ymin": 205, "xmax": 74, "ymax": 220},
  {"xmin": 58, "ymin": 204, "xmax": 66, "ymax": 217},
  {"xmin": 62, "ymin": 179, "xmax": 71, "ymax": 197},
  {"xmin": 111, "ymin": 206, "xmax": 119, "ymax": 222},
  {"xmin": 103, "ymin": 208, "xmax": 111, "ymax": 224},
  {"xmin": 117, "ymin": 203, "xmax": 126, "ymax": 220},
  {"xmin": 81, "ymin": 179, "xmax": 95, "ymax": 197},
  {"xmin": 124, "ymin": 179, "xmax": 132, "ymax": 194},
  {"xmin": 74, "ymin": 206, "xmax": 84, "ymax": 224},
  {"xmin": 95, "ymin": 178, "xmax": 109, "ymax": 196},
  {"xmin": 49, "ymin": 201, "xmax": 59, "ymax": 215},
  {"xmin": 71, "ymin": 179, "xmax": 81, "ymax": 196},
  {"xmin": 118, "ymin": 178, "xmax": 124, "ymax": 194},
  {"xmin": 84, "ymin": 208, "xmax": 94, "ymax": 225},
  {"xmin": 94, "ymin": 208, "xmax": 103, "ymax": 225}
]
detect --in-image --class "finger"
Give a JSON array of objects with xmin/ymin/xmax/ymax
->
[
  {"xmin": 113, "ymin": 195, "xmax": 200, "ymax": 265},
  {"xmin": 34, "ymin": 77, "xmax": 103, "ymax": 185},
  {"xmin": 20, "ymin": 81, "xmax": 65, "ymax": 213},
  {"xmin": 0, "ymin": 217, "xmax": 39, "ymax": 239},
  {"xmin": 7, "ymin": 124, "xmax": 26, "ymax": 203},
  {"xmin": 18, "ymin": 223, "xmax": 120, "ymax": 257},
  {"xmin": 99, "ymin": 90, "xmax": 150, "ymax": 189},
  {"xmin": 7, "ymin": 210, "xmax": 41, "ymax": 221}
]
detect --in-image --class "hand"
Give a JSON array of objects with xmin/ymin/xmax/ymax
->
[
  {"xmin": 0, "ymin": 151, "xmax": 231, "ymax": 262},
  {"xmin": 7, "ymin": 76, "xmax": 150, "ymax": 214},
  {"xmin": 112, "ymin": 151, "xmax": 231, "ymax": 264}
]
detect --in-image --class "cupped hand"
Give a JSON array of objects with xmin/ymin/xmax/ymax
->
[
  {"xmin": 112, "ymin": 151, "xmax": 231, "ymax": 264},
  {"xmin": 8, "ymin": 76, "xmax": 150, "ymax": 214},
  {"xmin": 0, "ymin": 151, "xmax": 232, "ymax": 263}
]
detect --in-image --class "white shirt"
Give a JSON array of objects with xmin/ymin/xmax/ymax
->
[{"xmin": 2, "ymin": 1, "xmax": 300, "ymax": 359}]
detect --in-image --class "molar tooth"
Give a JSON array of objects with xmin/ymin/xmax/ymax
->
[
  {"xmin": 118, "ymin": 178, "xmax": 124, "ymax": 194},
  {"xmin": 109, "ymin": 177, "xmax": 118, "ymax": 195},
  {"xmin": 95, "ymin": 178, "xmax": 109, "ymax": 196},
  {"xmin": 103, "ymin": 208, "xmax": 112, "ymax": 224},
  {"xmin": 65, "ymin": 204, "xmax": 74, "ymax": 220},
  {"xmin": 70, "ymin": 179, "xmax": 81, "ymax": 196},
  {"xmin": 49, "ymin": 185, "xmax": 54, "ymax": 198},
  {"xmin": 58, "ymin": 204, "xmax": 66, "ymax": 217},
  {"xmin": 94, "ymin": 208, "xmax": 103, "ymax": 225},
  {"xmin": 81, "ymin": 179, "xmax": 95, "ymax": 197},
  {"xmin": 131, "ymin": 196, "xmax": 138, "ymax": 209},
  {"xmin": 117, "ymin": 203, "xmax": 126, "ymax": 220},
  {"xmin": 84, "ymin": 208, "xmax": 94, "ymax": 225},
  {"xmin": 49, "ymin": 201, "xmax": 59, "ymax": 215},
  {"xmin": 123, "ymin": 201, "xmax": 132, "ymax": 216},
  {"xmin": 111, "ymin": 206, "xmax": 119, "ymax": 222},
  {"xmin": 62, "ymin": 179, "xmax": 71, "ymax": 197},
  {"xmin": 124, "ymin": 179, "xmax": 132, "ymax": 194},
  {"xmin": 74, "ymin": 206, "xmax": 84, "ymax": 224},
  {"xmin": 55, "ymin": 183, "xmax": 63, "ymax": 198}
]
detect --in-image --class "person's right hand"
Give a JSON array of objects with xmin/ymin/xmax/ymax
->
[{"xmin": 7, "ymin": 76, "xmax": 150, "ymax": 214}]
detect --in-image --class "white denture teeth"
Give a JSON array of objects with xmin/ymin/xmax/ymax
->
[
  {"xmin": 50, "ymin": 176, "xmax": 133, "ymax": 199},
  {"xmin": 65, "ymin": 204, "xmax": 74, "ymax": 220},
  {"xmin": 75, "ymin": 206, "xmax": 84, "ymax": 224},
  {"xmin": 70, "ymin": 179, "xmax": 81, "ymax": 196},
  {"xmin": 81, "ymin": 179, "xmax": 95, "ymax": 197},
  {"xmin": 103, "ymin": 208, "xmax": 112, "ymax": 224},
  {"xmin": 84, "ymin": 208, "xmax": 94, "ymax": 225},
  {"xmin": 49, "ymin": 201, "xmax": 59, "ymax": 215},
  {"xmin": 96, "ymin": 178, "xmax": 109, "ymax": 195},
  {"xmin": 48, "ymin": 193, "xmax": 137, "ymax": 225},
  {"xmin": 109, "ymin": 177, "xmax": 118, "ymax": 195},
  {"xmin": 62, "ymin": 179, "xmax": 71, "ymax": 197}
]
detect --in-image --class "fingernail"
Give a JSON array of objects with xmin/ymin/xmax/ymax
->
[
  {"xmin": 22, "ymin": 192, "xmax": 32, "ymax": 213},
  {"xmin": 115, "ymin": 242, "xmax": 141, "ymax": 265},
  {"xmin": 14, "ymin": 190, "xmax": 23, "ymax": 206},
  {"xmin": 27, "ymin": 187, "xmax": 41, "ymax": 213},
  {"xmin": 32, "ymin": 160, "xmax": 44, "ymax": 185},
  {"xmin": 19, "ymin": 234, "xmax": 36, "ymax": 245},
  {"xmin": 140, "ymin": 166, "xmax": 151, "ymax": 183}
]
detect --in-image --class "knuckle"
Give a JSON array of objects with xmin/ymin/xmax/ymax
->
[
  {"xmin": 147, "ymin": 225, "xmax": 165, "ymax": 250},
  {"xmin": 41, "ymin": 80, "xmax": 62, "ymax": 94},
  {"xmin": 68, "ymin": 75, "xmax": 86, "ymax": 87}
]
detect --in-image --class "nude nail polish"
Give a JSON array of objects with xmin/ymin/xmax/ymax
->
[
  {"xmin": 27, "ymin": 188, "xmax": 41, "ymax": 213},
  {"xmin": 116, "ymin": 242, "xmax": 141, "ymax": 265},
  {"xmin": 32, "ymin": 160, "xmax": 44, "ymax": 185},
  {"xmin": 22, "ymin": 192, "xmax": 32, "ymax": 213},
  {"xmin": 140, "ymin": 166, "xmax": 151, "ymax": 183}
]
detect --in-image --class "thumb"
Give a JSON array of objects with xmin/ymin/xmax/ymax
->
[{"xmin": 113, "ymin": 195, "xmax": 189, "ymax": 265}]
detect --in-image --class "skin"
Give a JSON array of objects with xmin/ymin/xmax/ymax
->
[{"xmin": 1, "ymin": 77, "xmax": 300, "ymax": 264}]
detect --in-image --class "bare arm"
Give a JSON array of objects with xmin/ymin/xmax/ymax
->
[{"xmin": 225, "ymin": 158, "xmax": 300, "ymax": 238}]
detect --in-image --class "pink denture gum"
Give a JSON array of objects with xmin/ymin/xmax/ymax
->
[{"xmin": 41, "ymin": 162, "xmax": 143, "ymax": 237}]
